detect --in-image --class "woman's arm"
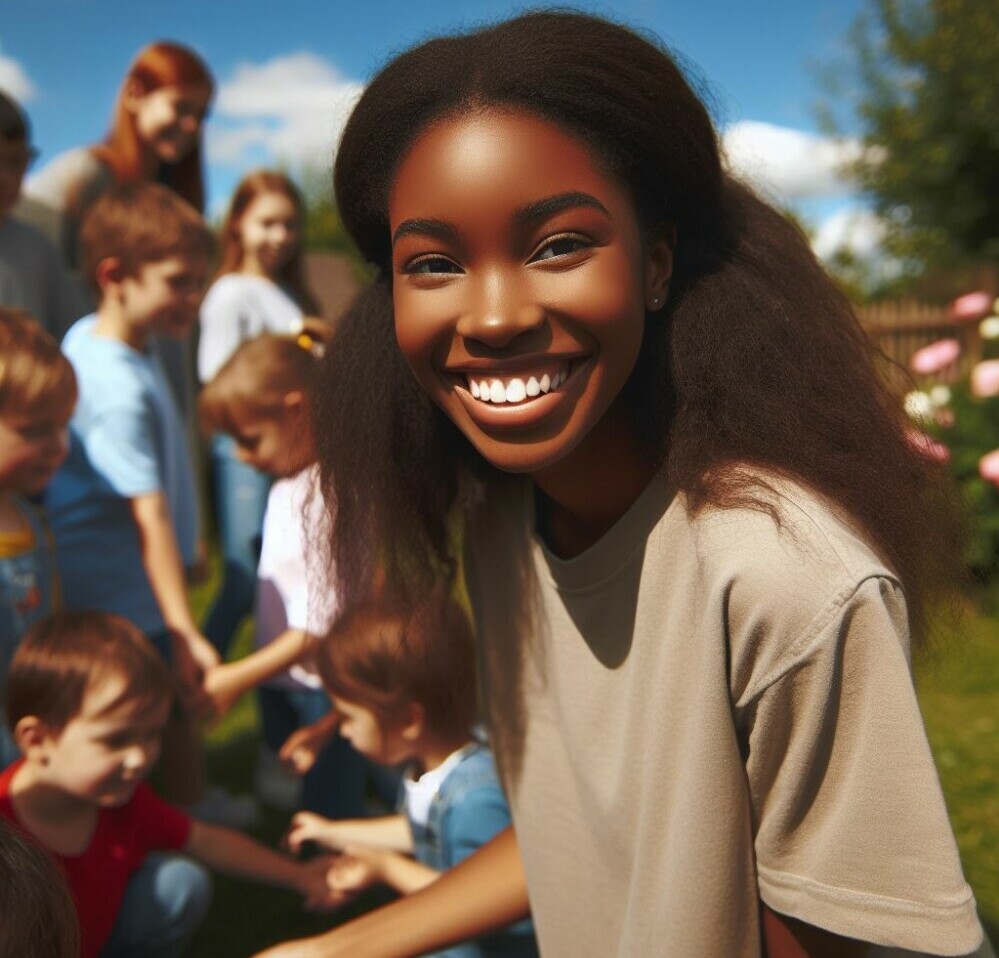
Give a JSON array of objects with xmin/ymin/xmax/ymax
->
[{"xmin": 252, "ymin": 826, "xmax": 529, "ymax": 958}]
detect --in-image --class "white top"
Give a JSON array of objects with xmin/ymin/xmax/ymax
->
[
  {"xmin": 465, "ymin": 471, "xmax": 987, "ymax": 958},
  {"xmin": 255, "ymin": 466, "xmax": 334, "ymax": 690},
  {"xmin": 197, "ymin": 273, "xmax": 304, "ymax": 382}
]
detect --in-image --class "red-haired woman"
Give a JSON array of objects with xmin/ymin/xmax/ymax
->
[{"xmin": 23, "ymin": 41, "xmax": 213, "ymax": 268}]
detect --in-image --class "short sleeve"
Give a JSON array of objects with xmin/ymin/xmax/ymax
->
[
  {"xmin": 83, "ymin": 401, "xmax": 162, "ymax": 497},
  {"xmin": 442, "ymin": 785, "xmax": 512, "ymax": 867},
  {"xmin": 198, "ymin": 279, "xmax": 249, "ymax": 382},
  {"xmin": 129, "ymin": 782, "xmax": 192, "ymax": 853},
  {"xmin": 745, "ymin": 576, "xmax": 983, "ymax": 955}
]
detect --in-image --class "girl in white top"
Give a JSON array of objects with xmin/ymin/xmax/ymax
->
[{"xmin": 198, "ymin": 171, "xmax": 319, "ymax": 657}]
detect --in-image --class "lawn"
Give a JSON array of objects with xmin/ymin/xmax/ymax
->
[{"xmin": 186, "ymin": 571, "xmax": 999, "ymax": 956}]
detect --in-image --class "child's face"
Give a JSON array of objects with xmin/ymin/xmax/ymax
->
[
  {"xmin": 228, "ymin": 398, "xmax": 311, "ymax": 478},
  {"xmin": 38, "ymin": 676, "xmax": 171, "ymax": 808},
  {"xmin": 0, "ymin": 139, "xmax": 32, "ymax": 220},
  {"xmin": 331, "ymin": 695, "xmax": 412, "ymax": 766},
  {"xmin": 389, "ymin": 108, "xmax": 670, "ymax": 476},
  {"xmin": 126, "ymin": 82, "xmax": 211, "ymax": 165},
  {"xmin": 0, "ymin": 408, "xmax": 71, "ymax": 495},
  {"xmin": 119, "ymin": 254, "xmax": 208, "ymax": 340},
  {"xmin": 238, "ymin": 190, "xmax": 301, "ymax": 277}
]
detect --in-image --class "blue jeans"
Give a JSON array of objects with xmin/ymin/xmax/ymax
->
[
  {"xmin": 100, "ymin": 854, "xmax": 213, "ymax": 958},
  {"xmin": 258, "ymin": 685, "xmax": 368, "ymax": 819},
  {"xmin": 203, "ymin": 434, "xmax": 271, "ymax": 656}
]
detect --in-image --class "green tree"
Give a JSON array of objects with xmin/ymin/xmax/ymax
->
[{"xmin": 822, "ymin": 0, "xmax": 999, "ymax": 268}]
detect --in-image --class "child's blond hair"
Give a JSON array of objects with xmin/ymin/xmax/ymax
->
[{"xmin": 0, "ymin": 308, "xmax": 77, "ymax": 420}]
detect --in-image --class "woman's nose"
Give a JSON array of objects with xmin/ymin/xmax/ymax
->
[{"xmin": 455, "ymin": 274, "xmax": 545, "ymax": 348}]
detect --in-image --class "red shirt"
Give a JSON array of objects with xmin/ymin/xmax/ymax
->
[{"xmin": 0, "ymin": 759, "xmax": 192, "ymax": 958}]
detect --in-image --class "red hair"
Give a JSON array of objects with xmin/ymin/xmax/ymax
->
[
  {"xmin": 95, "ymin": 41, "xmax": 213, "ymax": 212},
  {"xmin": 215, "ymin": 170, "xmax": 317, "ymax": 311}
]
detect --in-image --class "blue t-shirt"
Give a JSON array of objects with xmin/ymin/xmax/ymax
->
[{"xmin": 44, "ymin": 316, "xmax": 197, "ymax": 635}]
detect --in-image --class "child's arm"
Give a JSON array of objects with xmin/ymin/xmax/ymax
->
[
  {"xmin": 251, "ymin": 826, "xmax": 529, "ymax": 958},
  {"xmin": 286, "ymin": 812, "xmax": 413, "ymax": 854},
  {"xmin": 326, "ymin": 847, "xmax": 440, "ymax": 901},
  {"xmin": 185, "ymin": 820, "xmax": 337, "ymax": 911},
  {"xmin": 130, "ymin": 493, "xmax": 219, "ymax": 706},
  {"xmin": 203, "ymin": 628, "xmax": 312, "ymax": 717},
  {"xmin": 279, "ymin": 712, "xmax": 341, "ymax": 776}
]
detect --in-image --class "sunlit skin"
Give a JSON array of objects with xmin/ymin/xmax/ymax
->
[
  {"xmin": 0, "ymin": 409, "xmax": 72, "ymax": 497},
  {"xmin": 238, "ymin": 191, "xmax": 301, "ymax": 278},
  {"xmin": 94, "ymin": 253, "xmax": 208, "ymax": 351},
  {"xmin": 389, "ymin": 110, "xmax": 672, "ymax": 554},
  {"xmin": 125, "ymin": 81, "xmax": 211, "ymax": 170}
]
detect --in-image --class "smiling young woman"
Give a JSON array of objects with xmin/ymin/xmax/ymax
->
[{"xmin": 255, "ymin": 11, "xmax": 989, "ymax": 958}]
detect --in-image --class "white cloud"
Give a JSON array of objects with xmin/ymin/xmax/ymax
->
[
  {"xmin": 207, "ymin": 52, "xmax": 363, "ymax": 172},
  {"xmin": 722, "ymin": 120, "xmax": 865, "ymax": 203},
  {"xmin": 0, "ymin": 52, "xmax": 37, "ymax": 103},
  {"xmin": 812, "ymin": 206, "xmax": 887, "ymax": 261}
]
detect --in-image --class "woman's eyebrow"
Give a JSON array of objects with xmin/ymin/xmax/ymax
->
[
  {"xmin": 392, "ymin": 218, "xmax": 459, "ymax": 246},
  {"xmin": 514, "ymin": 191, "xmax": 610, "ymax": 226}
]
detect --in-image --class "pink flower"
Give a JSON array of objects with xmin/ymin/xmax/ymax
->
[
  {"xmin": 910, "ymin": 338, "xmax": 961, "ymax": 375},
  {"xmin": 949, "ymin": 291, "xmax": 993, "ymax": 324},
  {"xmin": 979, "ymin": 449, "xmax": 999, "ymax": 485},
  {"xmin": 905, "ymin": 428, "xmax": 950, "ymax": 463},
  {"xmin": 971, "ymin": 360, "xmax": 999, "ymax": 398}
]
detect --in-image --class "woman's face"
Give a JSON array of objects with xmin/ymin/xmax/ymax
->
[
  {"xmin": 389, "ymin": 109, "xmax": 671, "ymax": 476},
  {"xmin": 238, "ymin": 190, "xmax": 301, "ymax": 277},
  {"xmin": 127, "ymin": 81, "xmax": 211, "ymax": 164}
]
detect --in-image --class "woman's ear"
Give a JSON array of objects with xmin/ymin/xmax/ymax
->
[{"xmin": 644, "ymin": 224, "xmax": 676, "ymax": 313}]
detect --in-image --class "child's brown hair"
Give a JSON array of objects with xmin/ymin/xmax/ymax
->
[
  {"xmin": 78, "ymin": 181, "xmax": 213, "ymax": 296},
  {"xmin": 198, "ymin": 329, "xmax": 325, "ymax": 437},
  {"xmin": 316, "ymin": 589, "xmax": 478, "ymax": 740},
  {"xmin": 0, "ymin": 308, "xmax": 77, "ymax": 421},
  {"xmin": 5, "ymin": 612, "xmax": 172, "ymax": 734}
]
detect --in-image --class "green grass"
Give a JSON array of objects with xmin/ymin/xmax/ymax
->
[{"xmin": 185, "ymin": 566, "xmax": 999, "ymax": 954}]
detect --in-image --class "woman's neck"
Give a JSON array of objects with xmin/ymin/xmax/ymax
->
[{"xmin": 531, "ymin": 400, "xmax": 658, "ymax": 559}]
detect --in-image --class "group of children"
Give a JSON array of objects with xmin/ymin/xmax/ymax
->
[{"xmin": 0, "ymin": 51, "xmax": 534, "ymax": 958}]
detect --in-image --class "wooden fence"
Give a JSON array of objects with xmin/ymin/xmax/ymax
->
[{"xmin": 855, "ymin": 299, "xmax": 985, "ymax": 395}]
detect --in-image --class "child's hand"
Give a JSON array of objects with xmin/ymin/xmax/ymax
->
[
  {"xmin": 279, "ymin": 718, "xmax": 338, "ymax": 776},
  {"xmin": 326, "ymin": 847, "xmax": 384, "ymax": 900},
  {"xmin": 170, "ymin": 628, "xmax": 220, "ymax": 719},
  {"xmin": 285, "ymin": 811, "xmax": 339, "ymax": 853},
  {"xmin": 295, "ymin": 855, "xmax": 344, "ymax": 911},
  {"xmin": 202, "ymin": 663, "xmax": 245, "ymax": 718}
]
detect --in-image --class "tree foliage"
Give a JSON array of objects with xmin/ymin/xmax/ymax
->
[{"xmin": 825, "ymin": 0, "xmax": 999, "ymax": 267}]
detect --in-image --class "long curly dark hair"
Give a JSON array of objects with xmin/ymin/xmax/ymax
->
[{"xmin": 314, "ymin": 10, "xmax": 961, "ymax": 640}]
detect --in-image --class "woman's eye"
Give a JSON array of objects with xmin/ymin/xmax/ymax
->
[
  {"xmin": 531, "ymin": 235, "xmax": 589, "ymax": 262},
  {"xmin": 407, "ymin": 256, "xmax": 461, "ymax": 275}
]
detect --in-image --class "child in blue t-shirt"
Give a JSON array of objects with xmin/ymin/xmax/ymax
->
[
  {"xmin": 44, "ymin": 184, "xmax": 219, "ymax": 807},
  {"xmin": 284, "ymin": 592, "xmax": 539, "ymax": 958},
  {"xmin": 0, "ymin": 308, "xmax": 76, "ymax": 768}
]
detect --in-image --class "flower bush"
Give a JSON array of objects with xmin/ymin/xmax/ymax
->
[{"xmin": 904, "ymin": 292, "xmax": 999, "ymax": 577}]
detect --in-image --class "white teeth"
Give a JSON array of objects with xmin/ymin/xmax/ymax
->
[
  {"xmin": 465, "ymin": 363, "xmax": 572, "ymax": 404},
  {"xmin": 505, "ymin": 379, "xmax": 527, "ymax": 403}
]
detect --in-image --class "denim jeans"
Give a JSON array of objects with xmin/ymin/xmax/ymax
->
[
  {"xmin": 258, "ymin": 684, "xmax": 369, "ymax": 819},
  {"xmin": 203, "ymin": 434, "xmax": 271, "ymax": 656},
  {"xmin": 100, "ymin": 853, "xmax": 213, "ymax": 958}
]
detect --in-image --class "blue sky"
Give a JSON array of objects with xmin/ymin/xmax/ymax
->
[{"xmin": 1, "ymin": 0, "xmax": 878, "ymax": 258}]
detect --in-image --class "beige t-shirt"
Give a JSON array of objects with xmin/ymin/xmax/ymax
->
[{"xmin": 464, "ymin": 473, "xmax": 986, "ymax": 958}]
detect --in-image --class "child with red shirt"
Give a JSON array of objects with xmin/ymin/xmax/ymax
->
[{"xmin": 1, "ymin": 611, "xmax": 337, "ymax": 958}]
